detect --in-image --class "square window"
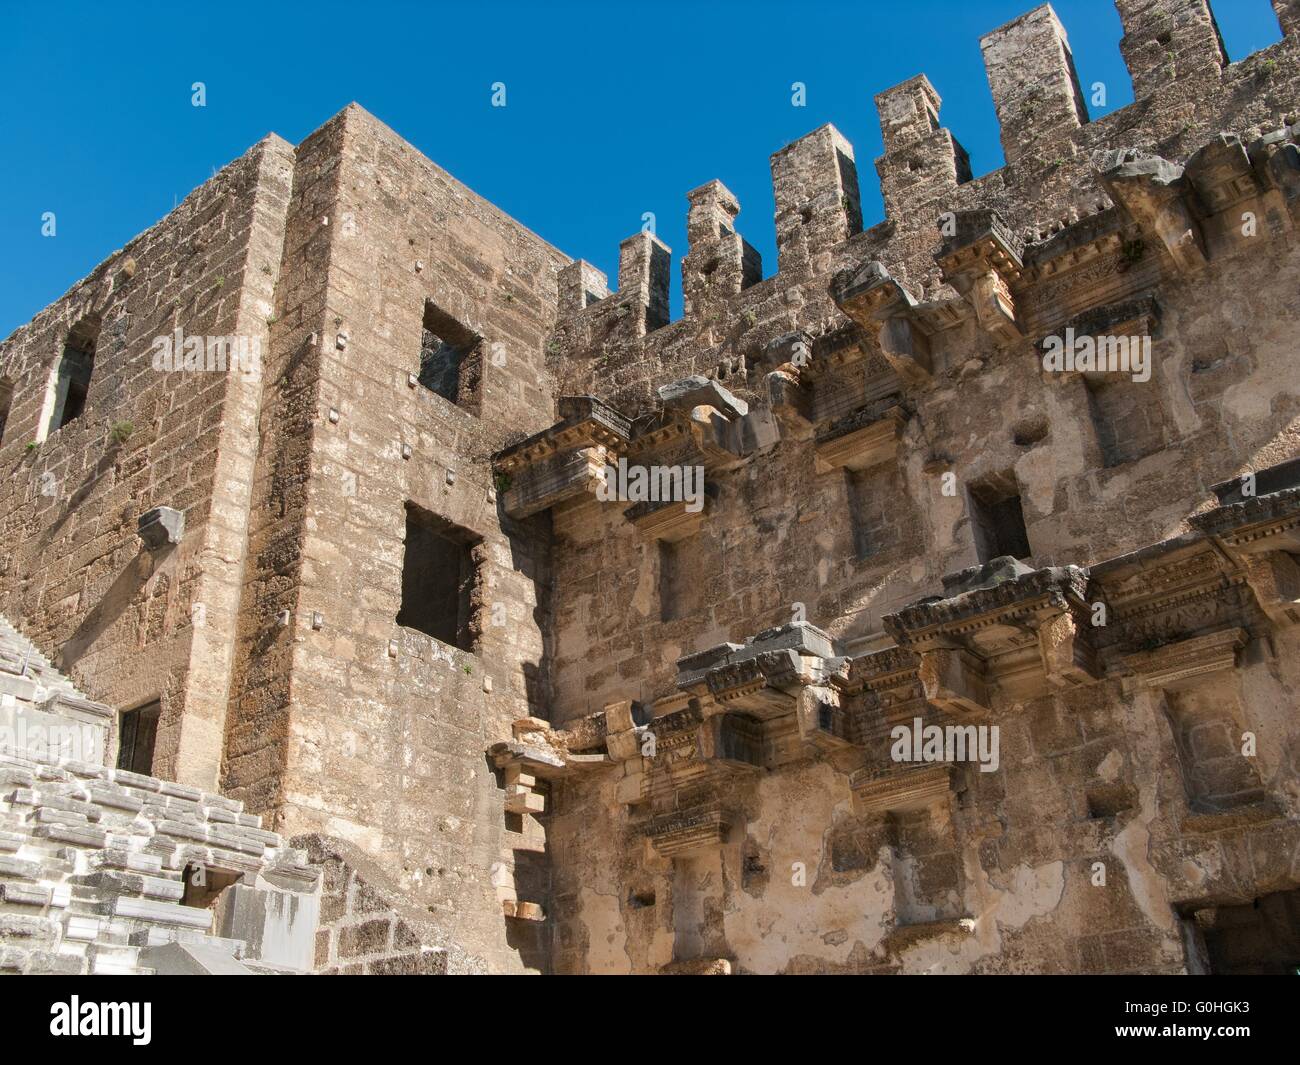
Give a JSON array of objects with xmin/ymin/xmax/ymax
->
[
  {"xmin": 418, "ymin": 302, "xmax": 481, "ymax": 413},
  {"xmin": 968, "ymin": 477, "xmax": 1031, "ymax": 563}
]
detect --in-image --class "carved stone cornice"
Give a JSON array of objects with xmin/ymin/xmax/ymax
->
[
  {"xmin": 640, "ymin": 802, "xmax": 732, "ymax": 859},
  {"xmin": 848, "ymin": 763, "xmax": 953, "ymax": 817},
  {"xmin": 493, "ymin": 396, "xmax": 632, "ymax": 518},
  {"xmin": 1119, "ymin": 628, "xmax": 1247, "ymax": 693},
  {"xmin": 813, "ymin": 400, "xmax": 909, "ymax": 474},
  {"xmin": 1094, "ymin": 149, "xmax": 1207, "ymax": 276},
  {"xmin": 882, "ymin": 560, "xmax": 1098, "ymax": 711},
  {"xmin": 935, "ymin": 209, "xmax": 1025, "ymax": 346}
]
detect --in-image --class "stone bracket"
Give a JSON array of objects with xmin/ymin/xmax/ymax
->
[
  {"xmin": 1096, "ymin": 151, "xmax": 1208, "ymax": 276},
  {"xmin": 935, "ymin": 209, "xmax": 1025, "ymax": 346},
  {"xmin": 830, "ymin": 261, "xmax": 933, "ymax": 387}
]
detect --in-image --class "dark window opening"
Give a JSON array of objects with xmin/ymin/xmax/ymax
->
[
  {"xmin": 397, "ymin": 502, "xmax": 480, "ymax": 650},
  {"xmin": 0, "ymin": 379, "xmax": 13, "ymax": 446},
  {"xmin": 52, "ymin": 315, "xmax": 101, "ymax": 433},
  {"xmin": 968, "ymin": 477, "xmax": 1031, "ymax": 563},
  {"xmin": 1189, "ymin": 889, "xmax": 1300, "ymax": 975},
  {"xmin": 116, "ymin": 700, "xmax": 160, "ymax": 775},
  {"xmin": 418, "ymin": 301, "xmax": 481, "ymax": 413}
]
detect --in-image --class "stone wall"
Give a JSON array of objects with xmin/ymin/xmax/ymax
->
[
  {"xmin": 221, "ymin": 105, "xmax": 568, "ymax": 973},
  {"xmin": 0, "ymin": 135, "xmax": 295, "ymax": 791},
  {"xmin": 500, "ymin": 2, "xmax": 1300, "ymax": 973}
]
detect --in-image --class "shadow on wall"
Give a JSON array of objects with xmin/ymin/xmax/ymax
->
[{"xmin": 56, "ymin": 545, "xmax": 163, "ymax": 676}]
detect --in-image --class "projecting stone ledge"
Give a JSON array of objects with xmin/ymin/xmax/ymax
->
[
  {"xmin": 1094, "ymin": 148, "xmax": 1207, "ymax": 276},
  {"xmin": 493, "ymin": 396, "xmax": 631, "ymax": 518},
  {"xmin": 883, "ymin": 557, "xmax": 1099, "ymax": 711},
  {"xmin": 935, "ymin": 209, "xmax": 1024, "ymax": 346},
  {"xmin": 655, "ymin": 374, "xmax": 779, "ymax": 471},
  {"xmin": 813, "ymin": 398, "xmax": 908, "ymax": 473},
  {"xmin": 830, "ymin": 261, "xmax": 933, "ymax": 387}
]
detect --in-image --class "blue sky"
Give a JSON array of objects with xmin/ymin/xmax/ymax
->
[{"xmin": 0, "ymin": 0, "xmax": 1285, "ymax": 337}]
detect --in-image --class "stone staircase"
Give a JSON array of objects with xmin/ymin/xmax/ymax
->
[{"xmin": 0, "ymin": 613, "xmax": 321, "ymax": 975}]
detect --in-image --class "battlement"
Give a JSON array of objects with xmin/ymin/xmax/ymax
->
[{"xmin": 553, "ymin": 1, "xmax": 1299, "ymax": 352}]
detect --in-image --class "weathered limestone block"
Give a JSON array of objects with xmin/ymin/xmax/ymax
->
[
  {"xmin": 137, "ymin": 505, "xmax": 185, "ymax": 549},
  {"xmin": 641, "ymin": 803, "xmax": 732, "ymax": 859},
  {"xmin": 886, "ymin": 561, "xmax": 1098, "ymax": 705},
  {"xmin": 771, "ymin": 124, "xmax": 862, "ymax": 274},
  {"xmin": 557, "ymin": 259, "xmax": 610, "ymax": 319},
  {"xmin": 624, "ymin": 498, "xmax": 705, "ymax": 543},
  {"xmin": 874, "ymin": 75, "xmax": 972, "ymax": 223},
  {"xmin": 916, "ymin": 649, "xmax": 991, "ymax": 717},
  {"xmin": 619, "ymin": 231, "xmax": 671, "ymax": 335},
  {"xmin": 1116, "ymin": 0, "xmax": 1227, "ymax": 101},
  {"xmin": 657, "ymin": 374, "xmax": 748, "ymax": 419}
]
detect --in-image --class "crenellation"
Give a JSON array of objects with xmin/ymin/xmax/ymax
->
[
  {"xmin": 1277, "ymin": 0, "xmax": 1300, "ymax": 37},
  {"xmin": 1116, "ymin": 0, "xmax": 1228, "ymax": 102},
  {"xmin": 681, "ymin": 180, "xmax": 762, "ymax": 322},
  {"xmin": 979, "ymin": 4, "xmax": 1090, "ymax": 167},
  {"xmin": 771, "ymin": 124, "xmax": 864, "ymax": 275},
  {"xmin": 874, "ymin": 75, "xmax": 973, "ymax": 223},
  {"xmin": 618, "ymin": 231, "xmax": 672, "ymax": 335}
]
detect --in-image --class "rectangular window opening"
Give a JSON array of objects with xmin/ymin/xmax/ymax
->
[
  {"xmin": 418, "ymin": 301, "xmax": 482, "ymax": 414},
  {"xmin": 116, "ymin": 700, "xmax": 160, "ymax": 775},
  {"xmin": 397, "ymin": 502, "xmax": 480, "ymax": 651},
  {"xmin": 968, "ymin": 476, "xmax": 1031, "ymax": 563}
]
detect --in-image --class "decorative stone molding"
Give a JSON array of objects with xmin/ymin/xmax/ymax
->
[
  {"xmin": 624, "ymin": 498, "xmax": 705, "ymax": 542},
  {"xmin": 813, "ymin": 400, "xmax": 908, "ymax": 474},
  {"xmin": 1119, "ymin": 628, "xmax": 1248, "ymax": 692},
  {"xmin": 640, "ymin": 802, "xmax": 732, "ymax": 859},
  {"xmin": 884, "ymin": 559, "xmax": 1098, "ymax": 707},
  {"xmin": 935, "ymin": 209, "xmax": 1025, "ymax": 346},
  {"xmin": 830, "ymin": 261, "xmax": 933, "ymax": 387},
  {"xmin": 493, "ymin": 396, "xmax": 631, "ymax": 519},
  {"xmin": 848, "ymin": 763, "xmax": 953, "ymax": 816}
]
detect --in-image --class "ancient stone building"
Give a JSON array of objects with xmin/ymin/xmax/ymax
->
[{"xmin": 3, "ymin": 0, "xmax": 1300, "ymax": 974}]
